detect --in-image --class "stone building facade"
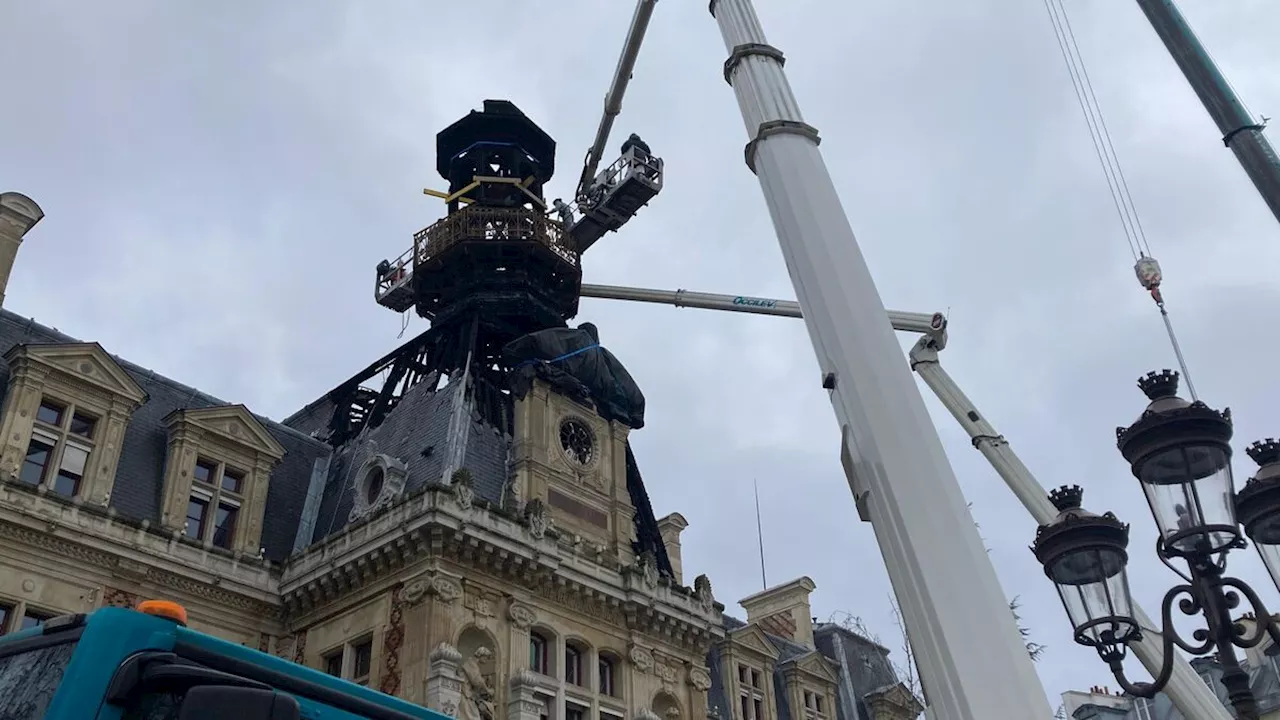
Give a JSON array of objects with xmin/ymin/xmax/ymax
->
[{"xmin": 0, "ymin": 189, "xmax": 921, "ymax": 720}]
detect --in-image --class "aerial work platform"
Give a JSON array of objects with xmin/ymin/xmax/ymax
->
[{"xmin": 568, "ymin": 146, "xmax": 663, "ymax": 252}]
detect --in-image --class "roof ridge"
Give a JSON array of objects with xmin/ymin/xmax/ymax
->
[{"xmin": 0, "ymin": 309, "xmax": 329, "ymax": 450}]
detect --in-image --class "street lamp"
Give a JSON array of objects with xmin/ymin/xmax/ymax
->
[{"xmin": 1032, "ymin": 370, "xmax": 1280, "ymax": 720}]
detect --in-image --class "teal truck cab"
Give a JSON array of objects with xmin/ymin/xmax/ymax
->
[{"xmin": 0, "ymin": 599, "xmax": 453, "ymax": 720}]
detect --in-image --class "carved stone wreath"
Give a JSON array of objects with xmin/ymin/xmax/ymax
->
[
  {"xmin": 628, "ymin": 645, "xmax": 654, "ymax": 673},
  {"xmin": 688, "ymin": 667, "xmax": 712, "ymax": 692},
  {"xmin": 347, "ymin": 453, "xmax": 408, "ymax": 522}
]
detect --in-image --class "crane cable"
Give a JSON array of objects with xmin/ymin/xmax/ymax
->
[{"xmin": 1043, "ymin": 0, "xmax": 1198, "ymax": 400}]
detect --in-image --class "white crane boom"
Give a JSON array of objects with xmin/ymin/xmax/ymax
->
[
  {"xmin": 576, "ymin": 0, "xmax": 658, "ymax": 199},
  {"xmin": 580, "ymin": 280, "xmax": 1228, "ymax": 719},
  {"xmin": 579, "ymin": 282, "xmax": 944, "ymax": 335}
]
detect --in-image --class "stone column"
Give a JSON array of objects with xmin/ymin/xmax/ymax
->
[
  {"xmin": 425, "ymin": 642, "xmax": 463, "ymax": 716},
  {"xmin": 0, "ymin": 192, "xmax": 44, "ymax": 310},
  {"xmin": 507, "ymin": 670, "xmax": 546, "ymax": 720}
]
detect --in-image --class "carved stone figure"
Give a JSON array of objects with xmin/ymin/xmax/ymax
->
[
  {"xmin": 459, "ymin": 646, "xmax": 496, "ymax": 720},
  {"xmin": 693, "ymin": 574, "xmax": 715, "ymax": 610},
  {"xmin": 451, "ymin": 468, "xmax": 475, "ymax": 510},
  {"xmin": 524, "ymin": 499, "xmax": 550, "ymax": 539},
  {"xmin": 636, "ymin": 550, "xmax": 659, "ymax": 589}
]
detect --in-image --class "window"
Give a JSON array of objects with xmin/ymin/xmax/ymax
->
[
  {"xmin": 324, "ymin": 650, "xmax": 343, "ymax": 677},
  {"xmin": 20, "ymin": 609, "xmax": 53, "ymax": 632},
  {"xmin": 565, "ymin": 702, "xmax": 586, "ymax": 720},
  {"xmin": 565, "ymin": 643, "xmax": 583, "ymax": 686},
  {"xmin": 737, "ymin": 665, "xmax": 765, "ymax": 720},
  {"xmin": 322, "ymin": 636, "xmax": 373, "ymax": 686},
  {"xmin": 19, "ymin": 397, "xmax": 96, "ymax": 499},
  {"xmin": 0, "ymin": 639, "xmax": 77, "ymax": 719},
  {"xmin": 530, "ymin": 632, "xmax": 549, "ymax": 675},
  {"xmin": 802, "ymin": 691, "xmax": 826, "ymax": 720},
  {"xmin": 1133, "ymin": 697, "xmax": 1154, "ymax": 720},
  {"xmin": 598, "ymin": 655, "xmax": 616, "ymax": 696},
  {"xmin": 185, "ymin": 458, "xmax": 243, "ymax": 550},
  {"xmin": 352, "ymin": 639, "xmax": 372, "ymax": 686}
]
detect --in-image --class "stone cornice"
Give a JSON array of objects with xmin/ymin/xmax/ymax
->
[
  {"xmin": 0, "ymin": 490, "xmax": 279, "ymax": 617},
  {"xmin": 280, "ymin": 487, "xmax": 724, "ymax": 650}
]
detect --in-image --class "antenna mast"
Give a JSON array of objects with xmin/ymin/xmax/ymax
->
[
  {"xmin": 754, "ymin": 479, "xmax": 767, "ymax": 590},
  {"xmin": 1134, "ymin": 0, "xmax": 1280, "ymax": 226}
]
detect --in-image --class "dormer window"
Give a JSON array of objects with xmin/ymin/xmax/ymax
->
[
  {"xmin": 20, "ymin": 396, "xmax": 98, "ymax": 499},
  {"xmin": 158, "ymin": 404, "xmax": 285, "ymax": 556},
  {"xmin": 802, "ymin": 691, "xmax": 826, "ymax": 720},
  {"xmin": 737, "ymin": 664, "xmax": 765, "ymax": 720},
  {"xmin": 186, "ymin": 458, "xmax": 244, "ymax": 549}
]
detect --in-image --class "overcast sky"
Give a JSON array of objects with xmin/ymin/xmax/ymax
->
[{"xmin": 4, "ymin": 0, "xmax": 1280, "ymax": 711}]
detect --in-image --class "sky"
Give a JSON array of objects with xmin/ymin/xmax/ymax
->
[{"xmin": 3, "ymin": 0, "xmax": 1280, "ymax": 712}]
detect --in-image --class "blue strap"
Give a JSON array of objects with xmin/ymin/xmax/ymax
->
[{"xmin": 516, "ymin": 344, "xmax": 600, "ymax": 369}]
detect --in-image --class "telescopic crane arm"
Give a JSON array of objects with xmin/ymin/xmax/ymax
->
[
  {"xmin": 576, "ymin": 0, "xmax": 659, "ymax": 200},
  {"xmin": 579, "ymin": 281, "xmax": 1231, "ymax": 720}
]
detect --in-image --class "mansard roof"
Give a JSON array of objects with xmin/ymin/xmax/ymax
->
[{"xmin": 0, "ymin": 310, "xmax": 330, "ymax": 562}]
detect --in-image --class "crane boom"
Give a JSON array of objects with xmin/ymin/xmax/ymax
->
[
  {"xmin": 577, "ymin": 0, "xmax": 659, "ymax": 199},
  {"xmin": 579, "ymin": 279, "xmax": 1229, "ymax": 719},
  {"xmin": 579, "ymin": 282, "xmax": 944, "ymax": 334}
]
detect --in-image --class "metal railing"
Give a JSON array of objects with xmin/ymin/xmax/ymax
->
[{"xmin": 412, "ymin": 205, "xmax": 578, "ymax": 268}]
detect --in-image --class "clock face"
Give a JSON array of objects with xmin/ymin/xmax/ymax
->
[{"xmin": 559, "ymin": 419, "xmax": 595, "ymax": 467}]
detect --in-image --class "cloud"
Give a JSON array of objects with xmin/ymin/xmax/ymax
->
[{"xmin": 3, "ymin": 0, "xmax": 1279, "ymax": 710}]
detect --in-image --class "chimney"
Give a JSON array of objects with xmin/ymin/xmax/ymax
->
[
  {"xmin": 0, "ymin": 192, "xmax": 44, "ymax": 309},
  {"xmin": 739, "ymin": 576, "xmax": 817, "ymax": 646},
  {"xmin": 656, "ymin": 513, "xmax": 688, "ymax": 584}
]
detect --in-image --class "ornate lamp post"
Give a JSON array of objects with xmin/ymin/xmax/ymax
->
[{"xmin": 1032, "ymin": 370, "xmax": 1280, "ymax": 720}]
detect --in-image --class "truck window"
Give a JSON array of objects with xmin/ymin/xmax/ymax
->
[
  {"xmin": 122, "ymin": 691, "xmax": 185, "ymax": 720},
  {"xmin": 0, "ymin": 640, "xmax": 76, "ymax": 719}
]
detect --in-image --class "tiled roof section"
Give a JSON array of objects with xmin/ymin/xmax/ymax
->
[
  {"xmin": 706, "ymin": 645, "xmax": 734, "ymax": 720},
  {"xmin": 0, "ymin": 311, "xmax": 331, "ymax": 562},
  {"xmin": 308, "ymin": 380, "xmax": 473, "ymax": 543},
  {"xmin": 813, "ymin": 623, "xmax": 899, "ymax": 720},
  {"xmin": 709, "ymin": 617, "xmax": 901, "ymax": 720}
]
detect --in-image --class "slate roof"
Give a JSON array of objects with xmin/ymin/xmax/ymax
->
[
  {"xmin": 0, "ymin": 310, "xmax": 332, "ymax": 562},
  {"xmin": 709, "ymin": 615, "xmax": 904, "ymax": 720}
]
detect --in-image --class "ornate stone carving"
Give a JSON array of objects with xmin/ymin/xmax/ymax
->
[
  {"xmin": 636, "ymin": 709, "xmax": 661, "ymax": 720},
  {"xmin": 451, "ymin": 468, "xmax": 476, "ymax": 510},
  {"xmin": 655, "ymin": 663, "xmax": 677, "ymax": 683},
  {"xmin": 430, "ymin": 642, "xmax": 463, "ymax": 665},
  {"xmin": 380, "ymin": 584, "xmax": 406, "ymax": 695},
  {"xmin": 636, "ymin": 550, "xmax": 660, "ymax": 590},
  {"xmin": 406, "ymin": 572, "xmax": 463, "ymax": 605},
  {"xmin": 628, "ymin": 645, "xmax": 654, "ymax": 673},
  {"xmin": 693, "ymin": 574, "xmax": 715, "ymax": 611},
  {"xmin": 465, "ymin": 592, "xmax": 495, "ymax": 617},
  {"xmin": 507, "ymin": 600, "xmax": 537, "ymax": 629},
  {"xmin": 442, "ymin": 700, "xmax": 458, "ymax": 717},
  {"xmin": 523, "ymin": 499, "xmax": 550, "ymax": 539},
  {"xmin": 347, "ymin": 451, "xmax": 409, "ymax": 523},
  {"xmin": 426, "ymin": 643, "xmax": 464, "ymax": 717},
  {"xmin": 533, "ymin": 581, "xmax": 624, "ymax": 626},
  {"xmin": 458, "ymin": 646, "xmax": 496, "ymax": 720},
  {"xmin": 688, "ymin": 666, "xmax": 712, "ymax": 692}
]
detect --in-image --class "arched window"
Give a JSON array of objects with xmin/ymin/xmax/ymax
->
[
  {"xmin": 529, "ymin": 631, "xmax": 550, "ymax": 675},
  {"xmin": 598, "ymin": 654, "xmax": 617, "ymax": 696},
  {"xmin": 565, "ymin": 642, "xmax": 585, "ymax": 686}
]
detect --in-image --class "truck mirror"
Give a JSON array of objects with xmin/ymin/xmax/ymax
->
[{"xmin": 178, "ymin": 685, "xmax": 300, "ymax": 720}]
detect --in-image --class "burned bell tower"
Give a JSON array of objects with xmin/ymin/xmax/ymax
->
[
  {"xmin": 320, "ymin": 98, "xmax": 662, "ymax": 447},
  {"xmin": 321, "ymin": 101, "xmax": 581, "ymax": 444}
]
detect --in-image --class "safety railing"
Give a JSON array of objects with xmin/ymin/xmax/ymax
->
[{"xmin": 411, "ymin": 205, "xmax": 579, "ymax": 268}]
